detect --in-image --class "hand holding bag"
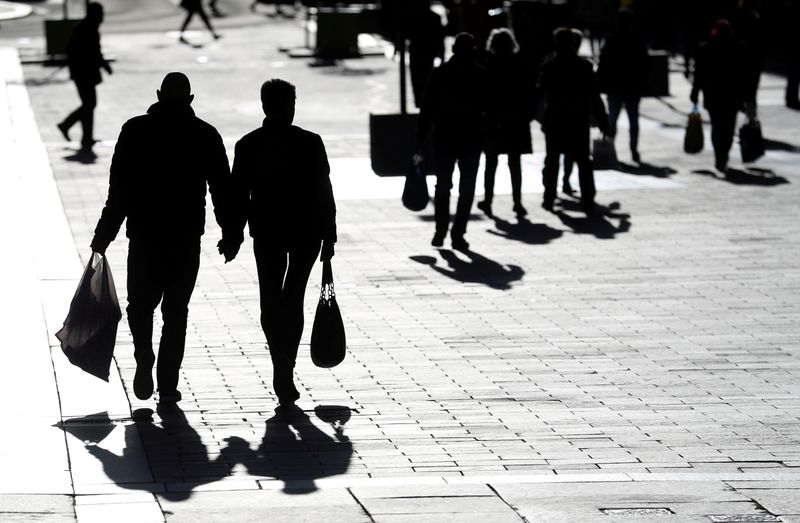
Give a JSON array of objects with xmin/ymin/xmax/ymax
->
[
  {"xmin": 402, "ymin": 164, "xmax": 429, "ymax": 212},
  {"xmin": 310, "ymin": 260, "xmax": 346, "ymax": 368},
  {"xmin": 739, "ymin": 118, "xmax": 765, "ymax": 163},
  {"xmin": 684, "ymin": 105, "xmax": 704, "ymax": 154},
  {"xmin": 55, "ymin": 253, "xmax": 122, "ymax": 381}
]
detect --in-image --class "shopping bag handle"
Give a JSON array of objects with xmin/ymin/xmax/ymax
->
[{"xmin": 322, "ymin": 259, "xmax": 333, "ymax": 285}]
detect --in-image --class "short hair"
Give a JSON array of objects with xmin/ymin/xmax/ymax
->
[
  {"xmin": 260, "ymin": 79, "xmax": 296, "ymax": 114},
  {"xmin": 487, "ymin": 28, "xmax": 519, "ymax": 55},
  {"xmin": 160, "ymin": 72, "xmax": 191, "ymax": 100},
  {"xmin": 553, "ymin": 27, "xmax": 583, "ymax": 56}
]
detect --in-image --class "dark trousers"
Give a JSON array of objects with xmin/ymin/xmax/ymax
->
[
  {"xmin": 409, "ymin": 53, "xmax": 435, "ymax": 109},
  {"xmin": 180, "ymin": 6, "xmax": 214, "ymax": 33},
  {"xmin": 62, "ymin": 80, "xmax": 96, "ymax": 148},
  {"xmin": 253, "ymin": 238, "xmax": 320, "ymax": 401},
  {"xmin": 607, "ymin": 95, "xmax": 640, "ymax": 154},
  {"xmin": 126, "ymin": 240, "xmax": 201, "ymax": 394},
  {"xmin": 786, "ymin": 61, "xmax": 799, "ymax": 105},
  {"xmin": 483, "ymin": 152, "xmax": 522, "ymax": 206},
  {"xmin": 708, "ymin": 108, "xmax": 737, "ymax": 167},
  {"xmin": 542, "ymin": 137, "xmax": 594, "ymax": 207},
  {"xmin": 433, "ymin": 139, "xmax": 481, "ymax": 239}
]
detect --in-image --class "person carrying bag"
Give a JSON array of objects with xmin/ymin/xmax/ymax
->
[{"xmin": 310, "ymin": 260, "xmax": 346, "ymax": 368}]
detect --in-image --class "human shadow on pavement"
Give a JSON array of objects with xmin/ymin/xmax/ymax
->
[
  {"xmin": 555, "ymin": 199, "xmax": 631, "ymax": 240},
  {"xmin": 692, "ymin": 168, "xmax": 789, "ymax": 186},
  {"xmin": 63, "ymin": 148, "xmax": 98, "ymax": 164},
  {"xmin": 487, "ymin": 216, "xmax": 563, "ymax": 245},
  {"xmin": 410, "ymin": 249, "xmax": 524, "ymax": 290},
  {"xmin": 220, "ymin": 405, "xmax": 353, "ymax": 494},
  {"xmin": 417, "ymin": 213, "xmax": 484, "ymax": 223},
  {"xmin": 616, "ymin": 161, "xmax": 677, "ymax": 178},
  {"xmin": 763, "ymin": 137, "xmax": 800, "ymax": 153}
]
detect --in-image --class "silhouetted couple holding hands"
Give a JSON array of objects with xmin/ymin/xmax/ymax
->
[{"xmin": 90, "ymin": 72, "xmax": 337, "ymax": 408}]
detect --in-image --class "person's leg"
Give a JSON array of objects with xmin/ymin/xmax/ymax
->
[
  {"xmin": 481, "ymin": 152, "xmax": 498, "ymax": 207},
  {"xmin": 562, "ymin": 155, "xmax": 574, "ymax": 193},
  {"xmin": 156, "ymin": 241, "xmax": 201, "ymax": 396},
  {"xmin": 625, "ymin": 96, "xmax": 641, "ymax": 161},
  {"xmin": 59, "ymin": 80, "xmax": 85, "ymax": 135},
  {"xmin": 432, "ymin": 141, "xmax": 456, "ymax": 244},
  {"xmin": 508, "ymin": 153, "xmax": 525, "ymax": 215},
  {"xmin": 541, "ymin": 137, "xmax": 560, "ymax": 209},
  {"xmin": 126, "ymin": 242, "xmax": 164, "ymax": 400},
  {"xmin": 196, "ymin": 6, "xmax": 219, "ymax": 37},
  {"xmin": 451, "ymin": 147, "xmax": 480, "ymax": 244},
  {"xmin": 76, "ymin": 82, "xmax": 96, "ymax": 150},
  {"xmin": 180, "ymin": 9, "xmax": 195, "ymax": 33},
  {"xmin": 280, "ymin": 241, "xmax": 321, "ymax": 376},
  {"xmin": 709, "ymin": 108, "xmax": 736, "ymax": 171},
  {"xmin": 576, "ymin": 153, "xmax": 596, "ymax": 212},
  {"xmin": 607, "ymin": 95, "xmax": 622, "ymax": 142},
  {"xmin": 786, "ymin": 59, "xmax": 800, "ymax": 108}
]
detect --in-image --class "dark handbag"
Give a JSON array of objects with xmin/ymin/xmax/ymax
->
[
  {"xmin": 401, "ymin": 164, "xmax": 429, "ymax": 211},
  {"xmin": 592, "ymin": 137, "xmax": 618, "ymax": 170},
  {"xmin": 684, "ymin": 106, "xmax": 704, "ymax": 154},
  {"xmin": 739, "ymin": 119, "xmax": 765, "ymax": 163},
  {"xmin": 55, "ymin": 253, "xmax": 122, "ymax": 381},
  {"xmin": 310, "ymin": 260, "xmax": 346, "ymax": 368}
]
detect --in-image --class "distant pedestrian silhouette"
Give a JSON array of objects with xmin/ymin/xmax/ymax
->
[
  {"xmin": 690, "ymin": 19, "xmax": 745, "ymax": 172},
  {"xmin": 732, "ymin": 0, "xmax": 765, "ymax": 117},
  {"xmin": 227, "ymin": 79, "xmax": 337, "ymax": 407},
  {"xmin": 90, "ymin": 72, "xmax": 235, "ymax": 403},
  {"xmin": 179, "ymin": 0, "xmax": 220, "ymax": 44},
  {"xmin": 56, "ymin": 2, "xmax": 112, "ymax": 154},
  {"xmin": 538, "ymin": 28, "xmax": 608, "ymax": 215},
  {"xmin": 416, "ymin": 32, "xmax": 488, "ymax": 251},
  {"xmin": 407, "ymin": 0, "xmax": 445, "ymax": 109},
  {"xmin": 477, "ymin": 28, "xmax": 533, "ymax": 219},
  {"xmin": 597, "ymin": 8, "xmax": 648, "ymax": 164}
]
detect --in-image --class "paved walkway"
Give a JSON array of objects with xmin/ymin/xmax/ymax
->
[{"xmin": 2, "ymin": 15, "xmax": 800, "ymax": 522}]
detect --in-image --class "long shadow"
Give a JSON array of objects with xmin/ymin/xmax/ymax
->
[
  {"xmin": 221, "ymin": 405, "xmax": 353, "ymax": 494},
  {"xmin": 616, "ymin": 161, "xmax": 677, "ymax": 178},
  {"xmin": 63, "ymin": 149, "xmax": 98, "ymax": 165},
  {"xmin": 488, "ymin": 216, "xmax": 563, "ymax": 245},
  {"xmin": 417, "ymin": 213, "xmax": 484, "ymax": 223},
  {"xmin": 410, "ymin": 248, "xmax": 524, "ymax": 290},
  {"xmin": 692, "ymin": 167, "xmax": 789, "ymax": 186},
  {"xmin": 764, "ymin": 138, "xmax": 800, "ymax": 153},
  {"xmin": 555, "ymin": 199, "xmax": 631, "ymax": 240}
]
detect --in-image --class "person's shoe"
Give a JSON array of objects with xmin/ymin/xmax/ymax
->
[
  {"xmin": 714, "ymin": 160, "xmax": 728, "ymax": 174},
  {"xmin": 476, "ymin": 200, "xmax": 492, "ymax": 216},
  {"xmin": 562, "ymin": 182, "xmax": 573, "ymax": 195},
  {"xmin": 431, "ymin": 231, "xmax": 445, "ymax": 247},
  {"xmin": 158, "ymin": 389, "xmax": 182, "ymax": 404},
  {"xmin": 56, "ymin": 122, "xmax": 70, "ymax": 142},
  {"xmin": 451, "ymin": 235, "xmax": 469, "ymax": 251},
  {"xmin": 178, "ymin": 35, "xmax": 189, "ymax": 44},
  {"xmin": 631, "ymin": 150, "xmax": 641, "ymax": 164},
  {"xmin": 133, "ymin": 363, "xmax": 154, "ymax": 400},
  {"xmin": 213, "ymin": 33, "xmax": 222, "ymax": 40},
  {"xmin": 513, "ymin": 203, "xmax": 528, "ymax": 218},
  {"xmin": 541, "ymin": 200, "xmax": 554, "ymax": 212}
]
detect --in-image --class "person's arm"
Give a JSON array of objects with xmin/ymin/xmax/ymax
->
[
  {"xmin": 94, "ymin": 28, "xmax": 112, "ymax": 75},
  {"xmin": 416, "ymin": 68, "xmax": 438, "ymax": 151},
  {"xmin": 590, "ymin": 65, "xmax": 609, "ymax": 136},
  {"xmin": 215, "ymin": 137, "xmax": 248, "ymax": 262},
  {"xmin": 313, "ymin": 134, "xmax": 337, "ymax": 261},
  {"xmin": 90, "ymin": 124, "xmax": 130, "ymax": 254}
]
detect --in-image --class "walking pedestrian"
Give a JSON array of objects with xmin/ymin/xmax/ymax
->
[
  {"xmin": 597, "ymin": 8, "xmax": 649, "ymax": 164},
  {"xmin": 56, "ymin": 2, "xmax": 112, "ymax": 154},
  {"xmin": 477, "ymin": 28, "xmax": 533, "ymax": 219},
  {"xmin": 223, "ymin": 79, "xmax": 337, "ymax": 408},
  {"xmin": 90, "ymin": 72, "xmax": 236, "ymax": 403},
  {"xmin": 690, "ymin": 19, "xmax": 745, "ymax": 172},
  {"xmin": 538, "ymin": 28, "xmax": 608, "ymax": 215},
  {"xmin": 407, "ymin": 0, "xmax": 445, "ymax": 109},
  {"xmin": 733, "ymin": 0, "xmax": 766, "ymax": 117},
  {"xmin": 416, "ymin": 33, "xmax": 488, "ymax": 250},
  {"xmin": 178, "ymin": 0, "xmax": 220, "ymax": 44}
]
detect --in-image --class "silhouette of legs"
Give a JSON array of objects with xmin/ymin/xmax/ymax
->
[
  {"xmin": 59, "ymin": 80, "xmax": 96, "ymax": 150},
  {"xmin": 127, "ymin": 241, "xmax": 200, "ymax": 399},
  {"xmin": 433, "ymin": 143, "xmax": 480, "ymax": 247},
  {"xmin": 179, "ymin": 7, "xmax": 219, "ymax": 40},
  {"xmin": 787, "ymin": 61, "xmax": 800, "ymax": 109},
  {"xmin": 562, "ymin": 155, "xmax": 574, "ymax": 194},
  {"xmin": 575, "ymin": 155, "xmax": 596, "ymax": 211},
  {"xmin": 480, "ymin": 152, "xmax": 522, "ymax": 216},
  {"xmin": 480, "ymin": 152, "xmax": 498, "ymax": 214},
  {"xmin": 708, "ymin": 108, "xmax": 737, "ymax": 171},
  {"xmin": 253, "ymin": 240, "xmax": 320, "ymax": 405},
  {"xmin": 607, "ymin": 95, "xmax": 641, "ymax": 161},
  {"xmin": 544, "ymin": 140, "xmax": 594, "ymax": 213},
  {"xmin": 508, "ymin": 153, "xmax": 524, "ymax": 216}
]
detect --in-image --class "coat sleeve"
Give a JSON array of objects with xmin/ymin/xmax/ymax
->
[
  {"xmin": 416, "ymin": 68, "xmax": 439, "ymax": 147},
  {"xmin": 205, "ymin": 128, "xmax": 241, "ymax": 242},
  {"xmin": 228, "ymin": 139, "xmax": 250, "ymax": 240},
  {"xmin": 90, "ymin": 123, "xmax": 130, "ymax": 252},
  {"xmin": 313, "ymin": 134, "xmax": 337, "ymax": 244}
]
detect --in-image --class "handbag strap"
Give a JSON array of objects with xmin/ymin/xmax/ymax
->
[{"xmin": 319, "ymin": 260, "xmax": 336, "ymax": 301}]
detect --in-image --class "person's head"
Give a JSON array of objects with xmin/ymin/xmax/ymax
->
[
  {"xmin": 86, "ymin": 2, "xmax": 104, "ymax": 24},
  {"xmin": 710, "ymin": 18, "xmax": 733, "ymax": 39},
  {"xmin": 487, "ymin": 28, "xmax": 519, "ymax": 56},
  {"xmin": 261, "ymin": 78, "xmax": 296, "ymax": 124},
  {"xmin": 452, "ymin": 32, "xmax": 476, "ymax": 60},
  {"xmin": 157, "ymin": 72, "xmax": 194, "ymax": 105},
  {"xmin": 616, "ymin": 8, "xmax": 635, "ymax": 32},
  {"xmin": 553, "ymin": 27, "xmax": 582, "ymax": 57}
]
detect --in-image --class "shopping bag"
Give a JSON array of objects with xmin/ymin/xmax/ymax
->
[
  {"xmin": 592, "ymin": 136, "xmax": 618, "ymax": 170},
  {"xmin": 739, "ymin": 119, "xmax": 765, "ymax": 163},
  {"xmin": 684, "ymin": 106, "xmax": 704, "ymax": 154},
  {"xmin": 401, "ymin": 164, "xmax": 429, "ymax": 211},
  {"xmin": 55, "ymin": 253, "xmax": 122, "ymax": 381},
  {"xmin": 310, "ymin": 260, "xmax": 346, "ymax": 368}
]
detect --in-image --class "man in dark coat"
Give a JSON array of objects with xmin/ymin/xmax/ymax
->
[
  {"xmin": 416, "ymin": 32, "xmax": 488, "ymax": 250},
  {"xmin": 224, "ymin": 79, "xmax": 337, "ymax": 407},
  {"xmin": 90, "ymin": 72, "xmax": 235, "ymax": 403},
  {"xmin": 57, "ymin": 2, "xmax": 112, "ymax": 153},
  {"xmin": 538, "ymin": 28, "xmax": 608, "ymax": 214}
]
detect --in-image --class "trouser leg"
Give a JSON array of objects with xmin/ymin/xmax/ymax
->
[
  {"xmin": 542, "ymin": 138, "xmax": 560, "ymax": 206},
  {"xmin": 451, "ymin": 148, "xmax": 480, "ymax": 239},
  {"xmin": 281, "ymin": 242, "xmax": 320, "ymax": 367},
  {"xmin": 483, "ymin": 152, "xmax": 498, "ymax": 204},
  {"xmin": 576, "ymin": 154, "xmax": 596, "ymax": 207},
  {"xmin": 625, "ymin": 96, "xmax": 641, "ymax": 154},
  {"xmin": 433, "ymin": 144, "xmax": 456, "ymax": 236},
  {"xmin": 709, "ymin": 108, "xmax": 737, "ymax": 167},
  {"xmin": 75, "ymin": 82, "xmax": 96, "ymax": 148},
  {"xmin": 607, "ymin": 95, "xmax": 622, "ymax": 140},
  {"xmin": 126, "ymin": 243, "xmax": 162, "ymax": 371},
  {"xmin": 508, "ymin": 153, "xmax": 522, "ymax": 206}
]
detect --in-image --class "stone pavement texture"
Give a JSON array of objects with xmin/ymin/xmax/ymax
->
[{"xmin": 2, "ymin": 6, "xmax": 800, "ymax": 522}]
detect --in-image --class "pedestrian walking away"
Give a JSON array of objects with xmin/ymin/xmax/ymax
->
[
  {"xmin": 224, "ymin": 78, "xmax": 337, "ymax": 408},
  {"xmin": 90, "ymin": 72, "xmax": 236, "ymax": 403},
  {"xmin": 537, "ymin": 27, "xmax": 608, "ymax": 215},
  {"xmin": 477, "ymin": 27, "xmax": 534, "ymax": 219},
  {"xmin": 597, "ymin": 8, "xmax": 649, "ymax": 164},
  {"xmin": 416, "ymin": 32, "xmax": 488, "ymax": 251},
  {"xmin": 179, "ymin": 0, "xmax": 220, "ymax": 43},
  {"xmin": 56, "ymin": 2, "xmax": 112, "ymax": 154},
  {"xmin": 690, "ymin": 19, "xmax": 746, "ymax": 173}
]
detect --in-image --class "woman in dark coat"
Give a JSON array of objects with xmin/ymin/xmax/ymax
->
[
  {"xmin": 690, "ymin": 19, "xmax": 745, "ymax": 172},
  {"xmin": 477, "ymin": 28, "xmax": 533, "ymax": 218}
]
